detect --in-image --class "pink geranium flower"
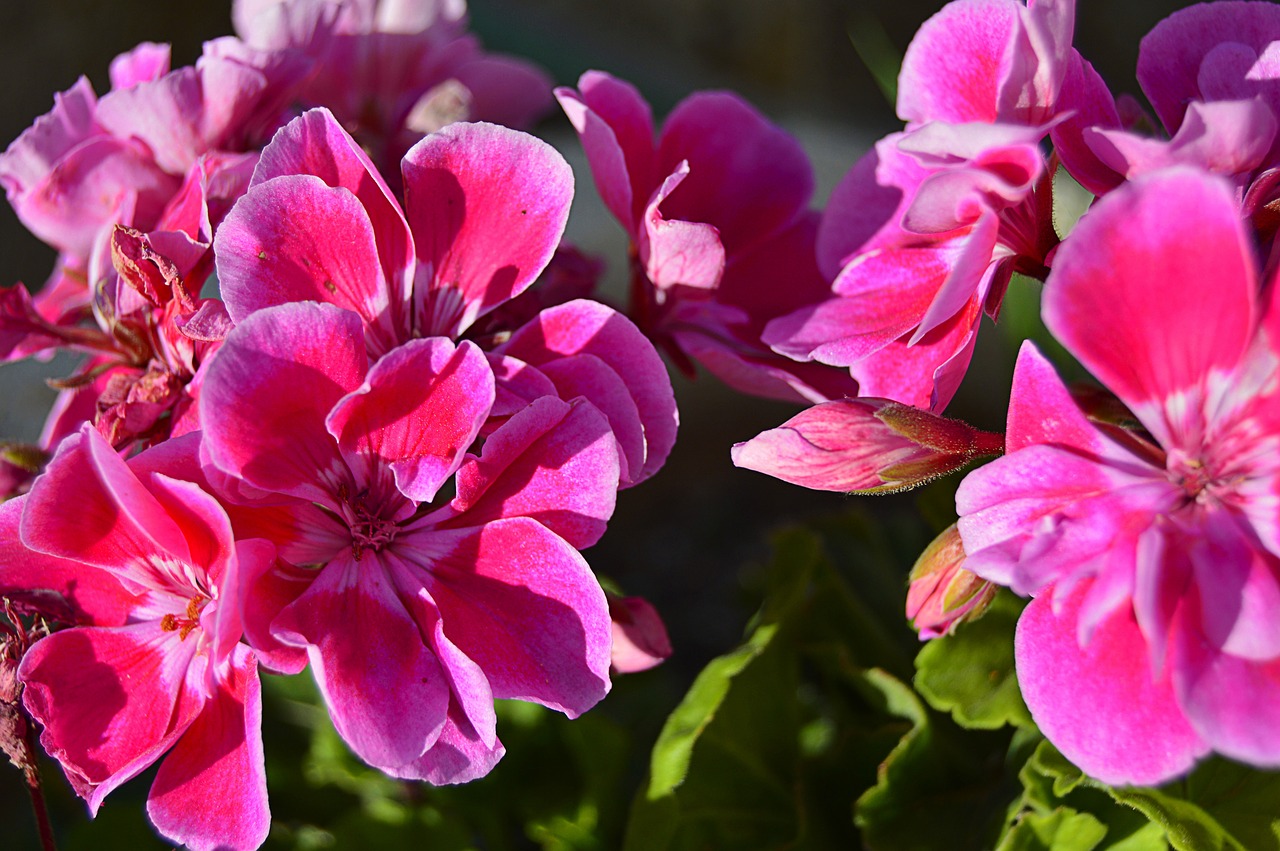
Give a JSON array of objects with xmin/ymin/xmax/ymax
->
[
  {"xmin": 957, "ymin": 168, "xmax": 1280, "ymax": 784},
  {"xmin": 555, "ymin": 71, "xmax": 859, "ymax": 404},
  {"xmin": 200, "ymin": 301, "xmax": 620, "ymax": 783},
  {"xmin": 233, "ymin": 0, "xmax": 552, "ymax": 177},
  {"xmin": 214, "ymin": 107, "xmax": 676, "ymax": 487},
  {"xmin": 14, "ymin": 426, "xmax": 275, "ymax": 851},
  {"xmin": 763, "ymin": 0, "xmax": 1110, "ymax": 410}
]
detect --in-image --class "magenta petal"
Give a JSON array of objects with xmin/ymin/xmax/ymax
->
[
  {"xmin": 201, "ymin": 303, "xmax": 367, "ymax": 502},
  {"xmin": 216, "ymin": 173, "xmax": 404, "ymax": 352},
  {"xmin": 499, "ymin": 300, "xmax": 677, "ymax": 486},
  {"xmin": 1173, "ymin": 611, "xmax": 1280, "ymax": 768},
  {"xmin": 19, "ymin": 622, "xmax": 201, "ymax": 813},
  {"xmin": 272, "ymin": 553, "xmax": 450, "ymax": 771},
  {"xmin": 560, "ymin": 71, "xmax": 656, "ymax": 231},
  {"xmin": 327, "ymin": 338, "xmax": 494, "ymax": 503},
  {"xmin": 22, "ymin": 426, "xmax": 192, "ymax": 576},
  {"xmin": 453, "ymin": 54, "xmax": 554, "ymax": 130},
  {"xmin": 148, "ymin": 648, "xmax": 269, "ymax": 851},
  {"xmin": 0, "ymin": 498, "xmax": 135, "ymax": 626},
  {"xmin": 1138, "ymin": 2, "xmax": 1280, "ymax": 133},
  {"xmin": 109, "ymin": 42, "xmax": 172, "ymax": 90},
  {"xmin": 1005, "ymin": 341, "xmax": 1105, "ymax": 454},
  {"xmin": 897, "ymin": 0, "xmax": 1020, "ymax": 125},
  {"xmin": 404, "ymin": 121, "xmax": 572, "ymax": 338},
  {"xmin": 387, "ymin": 699, "xmax": 505, "ymax": 785},
  {"xmin": 406, "ymin": 519, "xmax": 612, "ymax": 716},
  {"xmin": 1043, "ymin": 169, "xmax": 1255, "ymax": 442},
  {"xmin": 1017, "ymin": 584, "xmax": 1209, "ymax": 785},
  {"xmin": 252, "ymin": 108, "xmax": 414, "ymax": 313},
  {"xmin": 445, "ymin": 396, "xmax": 618, "ymax": 549},
  {"xmin": 655, "ymin": 91, "xmax": 813, "ymax": 255},
  {"xmin": 639, "ymin": 162, "xmax": 725, "ymax": 291}
]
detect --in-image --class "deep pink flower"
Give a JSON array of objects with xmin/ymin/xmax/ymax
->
[
  {"xmin": 14, "ymin": 426, "xmax": 275, "ymax": 851},
  {"xmin": 555, "ymin": 71, "xmax": 859, "ymax": 404},
  {"xmin": 214, "ymin": 107, "xmax": 676, "ymax": 487},
  {"xmin": 957, "ymin": 169, "xmax": 1280, "ymax": 784},
  {"xmin": 200, "ymin": 301, "xmax": 620, "ymax": 783}
]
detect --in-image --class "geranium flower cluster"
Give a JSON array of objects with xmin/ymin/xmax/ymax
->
[
  {"xmin": 0, "ymin": 2, "xmax": 686, "ymax": 848},
  {"xmin": 737, "ymin": 0, "xmax": 1280, "ymax": 788},
  {"xmin": 7, "ymin": 0, "xmax": 1280, "ymax": 844}
]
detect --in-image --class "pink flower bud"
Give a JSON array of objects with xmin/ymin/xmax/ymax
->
[
  {"xmin": 906, "ymin": 524, "xmax": 995, "ymax": 639},
  {"xmin": 608, "ymin": 594, "xmax": 673, "ymax": 674}
]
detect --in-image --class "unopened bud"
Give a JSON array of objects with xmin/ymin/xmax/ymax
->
[
  {"xmin": 608, "ymin": 594, "xmax": 672, "ymax": 674},
  {"xmin": 906, "ymin": 524, "xmax": 996, "ymax": 639}
]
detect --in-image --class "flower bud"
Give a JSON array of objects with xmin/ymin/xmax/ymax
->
[
  {"xmin": 906, "ymin": 524, "xmax": 996, "ymax": 639},
  {"xmin": 608, "ymin": 594, "xmax": 672, "ymax": 673}
]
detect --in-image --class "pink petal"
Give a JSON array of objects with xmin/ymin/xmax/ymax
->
[
  {"xmin": 1042, "ymin": 169, "xmax": 1255, "ymax": 444},
  {"xmin": 1005, "ymin": 341, "xmax": 1106, "ymax": 454},
  {"xmin": 272, "ymin": 553, "xmax": 450, "ymax": 771},
  {"xmin": 485, "ymin": 353, "xmax": 559, "ymax": 421},
  {"xmin": 251, "ymin": 107, "xmax": 414, "ymax": 317},
  {"xmin": 404, "ymin": 121, "xmax": 572, "ymax": 338},
  {"xmin": 22, "ymin": 426, "xmax": 192, "ymax": 577},
  {"xmin": 1186, "ymin": 516, "xmax": 1280, "ymax": 661},
  {"xmin": 1137, "ymin": 2, "xmax": 1280, "ymax": 133},
  {"xmin": 655, "ymin": 91, "xmax": 813, "ymax": 256},
  {"xmin": 499, "ymin": 300, "xmax": 678, "ymax": 486},
  {"xmin": 556, "ymin": 71, "xmax": 656, "ymax": 232},
  {"xmin": 897, "ymin": 0, "xmax": 1021, "ymax": 125},
  {"xmin": 443, "ymin": 396, "xmax": 618, "ymax": 549},
  {"xmin": 109, "ymin": 42, "xmax": 172, "ymax": 90},
  {"xmin": 401, "ymin": 518, "xmax": 612, "ymax": 717},
  {"xmin": 1016, "ymin": 583, "xmax": 1210, "ymax": 785},
  {"xmin": 1173, "ymin": 608, "xmax": 1280, "ymax": 768},
  {"xmin": 385, "ymin": 698, "xmax": 505, "ymax": 785},
  {"xmin": 201, "ymin": 303, "xmax": 367, "ymax": 503},
  {"xmin": 637, "ymin": 162, "xmax": 725, "ymax": 291},
  {"xmin": 147, "ymin": 648, "xmax": 269, "ymax": 851},
  {"xmin": 1048, "ymin": 53, "xmax": 1123, "ymax": 195},
  {"xmin": 0, "ymin": 498, "xmax": 135, "ymax": 627},
  {"xmin": 216, "ymin": 173, "xmax": 404, "ymax": 354},
  {"xmin": 327, "ymin": 338, "xmax": 494, "ymax": 503},
  {"xmin": 19, "ymin": 622, "xmax": 202, "ymax": 813},
  {"xmin": 815, "ymin": 141, "xmax": 915, "ymax": 280},
  {"xmin": 609, "ymin": 594, "xmax": 672, "ymax": 674},
  {"xmin": 242, "ymin": 557, "xmax": 311, "ymax": 675},
  {"xmin": 453, "ymin": 54, "xmax": 553, "ymax": 130}
]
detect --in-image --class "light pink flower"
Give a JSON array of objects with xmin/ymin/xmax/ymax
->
[
  {"xmin": 15, "ymin": 426, "xmax": 275, "ymax": 851},
  {"xmin": 200, "ymin": 301, "xmax": 621, "ymax": 783},
  {"xmin": 556, "ymin": 71, "xmax": 859, "ymax": 404},
  {"xmin": 233, "ymin": 0, "xmax": 552, "ymax": 176},
  {"xmin": 214, "ymin": 107, "xmax": 676, "ymax": 487},
  {"xmin": 957, "ymin": 168, "xmax": 1280, "ymax": 784}
]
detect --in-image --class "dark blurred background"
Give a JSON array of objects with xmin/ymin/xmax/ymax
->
[{"xmin": 0, "ymin": 1, "xmax": 1208, "ymax": 847}]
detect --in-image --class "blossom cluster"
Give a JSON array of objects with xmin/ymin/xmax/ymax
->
[
  {"xmin": 735, "ymin": 0, "xmax": 1280, "ymax": 788},
  {"xmin": 3, "ymin": 0, "xmax": 1280, "ymax": 845}
]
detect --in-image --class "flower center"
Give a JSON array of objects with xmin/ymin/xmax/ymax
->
[
  {"xmin": 160, "ymin": 596, "xmax": 206, "ymax": 641},
  {"xmin": 336, "ymin": 482, "xmax": 401, "ymax": 560}
]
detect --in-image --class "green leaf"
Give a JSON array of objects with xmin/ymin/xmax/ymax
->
[
  {"xmin": 855, "ymin": 668, "xmax": 1021, "ymax": 851},
  {"xmin": 914, "ymin": 590, "xmax": 1034, "ymax": 730},
  {"xmin": 997, "ymin": 808, "xmax": 1108, "ymax": 851}
]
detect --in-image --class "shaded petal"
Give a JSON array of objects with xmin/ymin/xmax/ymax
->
[
  {"xmin": 19, "ymin": 622, "xmax": 202, "ymax": 813},
  {"xmin": 327, "ymin": 338, "xmax": 494, "ymax": 503},
  {"xmin": 400, "ymin": 518, "xmax": 611, "ymax": 716},
  {"xmin": 272, "ymin": 553, "xmax": 450, "ymax": 771},
  {"xmin": 251, "ymin": 107, "xmax": 414, "ymax": 320},
  {"xmin": 385, "ymin": 698, "xmax": 505, "ymax": 785},
  {"xmin": 443, "ymin": 396, "xmax": 618, "ymax": 549},
  {"xmin": 405, "ymin": 121, "xmax": 572, "ymax": 338},
  {"xmin": 201, "ymin": 302, "xmax": 366, "ymax": 503},
  {"xmin": 216, "ymin": 173, "xmax": 402, "ymax": 353},
  {"xmin": 1017, "ymin": 583, "xmax": 1209, "ymax": 786},
  {"xmin": 147, "ymin": 648, "xmax": 269, "ymax": 851},
  {"xmin": 656, "ymin": 90, "xmax": 813, "ymax": 255},
  {"xmin": 499, "ymin": 300, "xmax": 677, "ymax": 486}
]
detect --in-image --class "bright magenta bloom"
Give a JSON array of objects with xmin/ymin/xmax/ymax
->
[
  {"xmin": 201, "ymin": 302, "xmax": 621, "ymax": 783},
  {"xmin": 556, "ymin": 71, "xmax": 859, "ymax": 404},
  {"xmin": 15, "ymin": 426, "xmax": 275, "ymax": 851},
  {"xmin": 214, "ymin": 107, "xmax": 676, "ymax": 487},
  {"xmin": 957, "ymin": 169, "xmax": 1280, "ymax": 784}
]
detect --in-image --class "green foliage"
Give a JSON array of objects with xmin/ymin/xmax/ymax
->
[
  {"xmin": 1052, "ymin": 166, "xmax": 1093, "ymax": 242},
  {"xmin": 914, "ymin": 589, "xmax": 1033, "ymax": 730}
]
